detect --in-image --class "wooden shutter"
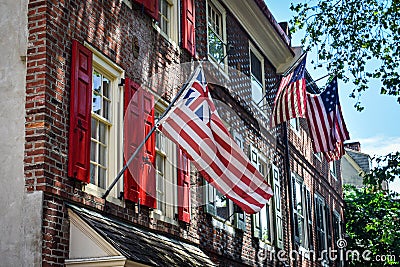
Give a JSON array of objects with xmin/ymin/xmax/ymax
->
[
  {"xmin": 134, "ymin": 0, "xmax": 159, "ymax": 21},
  {"xmin": 178, "ymin": 149, "xmax": 191, "ymax": 223},
  {"xmin": 182, "ymin": 0, "xmax": 196, "ymax": 56},
  {"xmin": 141, "ymin": 90, "xmax": 156, "ymax": 208},
  {"xmin": 68, "ymin": 40, "xmax": 92, "ymax": 183},
  {"xmin": 123, "ymin": 77, "xmax": 142, "ymax": 202},
  {"xmin": 124, "ymin": 79, "xmax": 156, "ymax": 208}
]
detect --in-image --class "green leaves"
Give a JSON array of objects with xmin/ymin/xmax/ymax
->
[
  {"xmin": 344, "ymin": 152, "xmax": 400, "ymax": 266},
  {"xmin": 291, "ymin": 0, "xmax": 400, "ymax": 108}
]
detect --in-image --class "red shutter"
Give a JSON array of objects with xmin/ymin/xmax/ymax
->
[
  {"xmin": 140, "ymin": 90, "xmax": 156, "ymax": 208},
  {"xmin": 134, "ymin": 0, "xmax": 159, "ymax": 21},
  {"xmin": 123, "ymin": 78, "xmax": 143, "ymax": 202},
  {"xmin": 178, "ymin": 149, "xmax": 191, "ymax": 223},
  {"xmin": 182, "ymin": 0, "xmax": 196, "ymax": 56},
  {"xmin": 68, "ymin": 40, "xmax": 92, "ymax": 183},
  {"xmin": 123, "ymin": 78, "xmax": 156, "ymax": 208}
]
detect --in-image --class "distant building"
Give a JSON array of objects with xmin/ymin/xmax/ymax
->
[{"xmin": 341, "ymin": 142, "xmax": 371, "ymax": 187}]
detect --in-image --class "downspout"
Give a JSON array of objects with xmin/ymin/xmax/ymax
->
[{"xmin": 283, "ymin": 123, "xmax": 297, "ymax": 267}]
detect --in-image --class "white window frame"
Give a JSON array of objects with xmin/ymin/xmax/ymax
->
[
  {"xmin": 154, "ymin": 0, "xmax": 179, "ymax": 48},
  {"xmin": 83, "ymin": 43, "xmax": 124, "ymax": 206},
  {"xmin": 206, "ymin": 0, "xmax": 228, "ymax": 73},
  {"xmin": 249, "ymin": 42, "xmax": 265, "ymax": 105},
  {"xmin": 153, "ymin": 105, "xmax": 178, "ymax": 223}
]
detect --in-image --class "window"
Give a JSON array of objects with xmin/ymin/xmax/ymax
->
[
  {"xmin": 315, "ymin": 194, "xmax": 327, "ymax": 255},
  {"xmin": 250, "ymin": 44, "xmax": 265, "ymax": 104},
  {"xmin": 204, "ymin": 181, "xmax": 234, "ymax": 221},
  {"xmin": 333, "ymin": 211, "xmax": 343, "ymax": 267},
  {"xmin": 207, "ymin": 0, "xmax": 227, "ymax": 69},
  {"xmin": 158, "ymin": 0, "xmax": 170, "ymax": 36},
  {"xmin": 155, "ymin": 0, "xmax": 178, "ymax": 43},
  {"xmin": 154, "ymin": 109, "xmax": 178, "ymax": 220},
  {"xmin": 90, "ymin": 50, "xmax": 123, "ymax": 191},
  {"xmin": 314, "ymin": 152, "xmax": 322, "ymax": 161},
  {"xmin": 292, "ymin": 175, "xmax": 305, "ymax": 246},
  {"xmin": 333, "ymin": 211, "xmax": 341, "ymax": 247},
  {"xmin": 325, "ymin": 205, "xmax": 332, "ymax": 250},
  {"xmin": 250, "ymin": 146, "xmax": 274, "ymax": 243},
  {"xmin": 68, "ymin": 41, "xmax": 124, "ymax": 199},
  {"xmin": 91, "ymin": 70, "xmax": 111, "ymax": 188},
  {"xmin": 305, "ymin": 188, "xmax": 313, "ymax": 250}
]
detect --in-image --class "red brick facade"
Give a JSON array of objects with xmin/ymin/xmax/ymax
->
[{"xmin": 23, "ymin": 0, "xmax": 344, "ymax": 266}]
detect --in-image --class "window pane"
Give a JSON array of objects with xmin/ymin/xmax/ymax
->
[
  {"xmin": 103, "ymin": 77, "xmax": 110, "ymax": 98},
  {"xmin": 208, "ymin": 27, "xmax": 224, "ymax": 63},
  {"xmin": 103, "ymin": 99, "xmax": 110, "ymax": 120},
  {"xmin": 215, "ymin": 190, "xmax": 229, "ymax": 219},
  {"xmin": 98, "ymin": 144, "xmax": 107, "ymax": 166},
  {"xmin": 98, "ymin": 167, "xmax": 106, "ymax": 189},
  {"xmin": 92, "ymin": 71, "xmax": 102, "ymax": 114},
  {"xmin": 251, "ymin": 76, "xmax": 263, "ymax": 104},
  {"xmin": 90, "ymin": 163, "xmax": 96, "ymax": 184},
  {"xmin": 260, "ymin": 205, "xmax": 270, "ymax": 241},
  {"xmin": 251, "ymin": 51, "xmax": 262, "ymax": 82},
  {"xmin": 99, "ymin": 123, "xmax": 106, "ymax": 144},
  {"xmin": 90, "ymin": 141, "xmax": 96, "ymax": 162},
  {"xmin": 91, "ymin": 118, "xmax": 97, "ymax": 138},
  {"xmin": 296, "ymin": 182, "xmax": 303, "ymax": 215}
]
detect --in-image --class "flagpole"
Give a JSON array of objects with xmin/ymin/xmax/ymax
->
[{"xmin": 102, "ymin": 63, "xmax": 202, "ymax": 200}]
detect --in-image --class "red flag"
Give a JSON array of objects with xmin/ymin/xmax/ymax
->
[
  {"xmin": 271, "ymin": 56, "xmax": 307, "ymax": 127},
  {"xmin": 306, "ymin": 77, "xmax": 350, "ymax": 162},
  {"xmin": 159, "ymin": 66, "xmax": 273, "ymax": 214}
]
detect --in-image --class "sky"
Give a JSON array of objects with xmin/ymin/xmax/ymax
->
[{"xmin": 265, "ymin": 0, "xmax": 400, "ymax": 192}]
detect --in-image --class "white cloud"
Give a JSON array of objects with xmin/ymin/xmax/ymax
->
[{"xmin": 356, "ymin": 135, "xmax": 400, "ymax": 157}]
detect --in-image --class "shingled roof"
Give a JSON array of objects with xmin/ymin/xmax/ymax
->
[{"xmin": 69, "ymin": 205, "xmax": 216, "ymax": 267}]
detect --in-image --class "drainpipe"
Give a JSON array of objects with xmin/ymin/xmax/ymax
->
[{"xmin": 283, "ymin": 123, "xmax": 296, "ymax": 267}]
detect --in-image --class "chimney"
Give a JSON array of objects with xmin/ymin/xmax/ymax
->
[{"xmin": 344, "ymin": 142, "xmax": 361, "ymax": 152}]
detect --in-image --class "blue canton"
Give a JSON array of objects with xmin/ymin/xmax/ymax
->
[{"xmin": 320, "ymin": 78, "xmax": 338, "ymax": 113}]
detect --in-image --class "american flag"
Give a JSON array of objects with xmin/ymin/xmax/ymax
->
[
  {"xmin": 271, "ymin": 56, "xmax": 307, "ymax": 127},
  {"xmin": 306, "ymin": 77, "xmax": 350, "ymax": 162},
  {"xmin": 159, "ymin": 66, "xmax": 273, "ymax": 214}
]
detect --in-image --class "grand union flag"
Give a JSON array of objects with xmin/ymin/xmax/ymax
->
[{"xmin": 159, "ymin": 66, "xmax": 273, "ymax": 214}]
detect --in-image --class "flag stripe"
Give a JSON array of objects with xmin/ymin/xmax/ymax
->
[
  {"xmin": 166, "ymin": 109, "xmax": 271, "ymax": 199},
  {"xmin": 162, "ymin": 119, "xmax": 265, "ymax": 212}
]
